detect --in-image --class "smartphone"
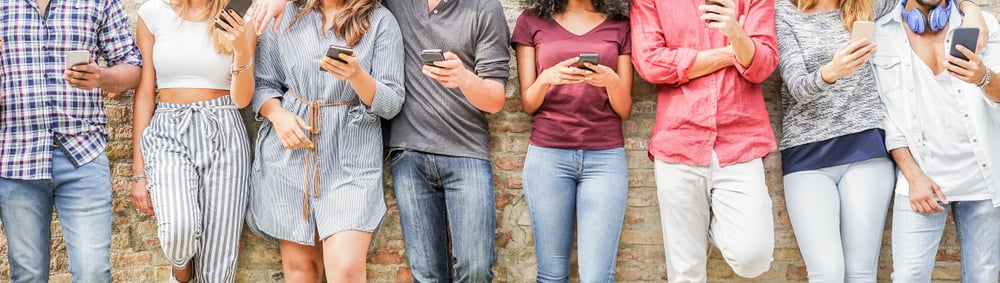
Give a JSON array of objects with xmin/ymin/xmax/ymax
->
[
  {"xmin": 420, "ymin": 49, "xmax": 446, "ymax": 67},
  {"xmin": 214, "ymin": 0, "xmax": 252, "ymax": 30},
  {"xmin": 577, "ymin": 53, "xmax": 599, "ymax": 72},
  {"xmin": 65, "ymin": 50, "xmax": 90, "ymax": 69},
  {"xmin": 320, "ymin": 44, "xmax": 354, "ymax": 70},
  {"xmin": 704, "ymin": 0, "xmax": 724, "ymax": 23},
  {"xmin": 850, "ymin": 21, "xmax": 875, "ymax": 42},
  {"xmin": 950, "ymin": 27, "xmax": 979, "ymax": 61}
]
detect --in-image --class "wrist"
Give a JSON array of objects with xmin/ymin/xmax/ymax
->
[
  {"xmin": 819, "ymin": 64, "xmax": 838, "ymax": 83},
  {"xmin": 458, "ymin": 69, "xmax": 479, "ymax": 89}
]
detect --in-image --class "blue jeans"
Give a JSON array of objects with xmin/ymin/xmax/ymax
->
[
  {"xmin": 0, "ymin": 145, "xmax": 112, "ymax": 283},
  {"xmin": 892, "ymin": 195, "xmax": 1000, "ymax": 283},
  {"xmin": 389, "ymin": 149, "xmax": 496, "ymax": 282},
  {"xmin": 522, "ymin": 145, "xmax": 628, "ymax": 283}
]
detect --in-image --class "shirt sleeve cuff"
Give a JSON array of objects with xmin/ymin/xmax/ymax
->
[{"xmin": 252, "ymin": 89, "xmax": 284, "ymax": 121}]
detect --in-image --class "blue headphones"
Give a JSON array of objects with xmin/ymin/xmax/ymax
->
[{"xmin": 900, "ymin": 0, "xmax": 952, "ymax": 34}]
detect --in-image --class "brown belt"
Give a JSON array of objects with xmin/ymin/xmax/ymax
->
[{"xmin": 286, "ymin": 90, "xmax": 359, "ymax": 220}]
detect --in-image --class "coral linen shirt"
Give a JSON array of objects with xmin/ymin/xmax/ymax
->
[{"xmin": 630, "ymin": 0, "xmax": 778, "ymax": 167}]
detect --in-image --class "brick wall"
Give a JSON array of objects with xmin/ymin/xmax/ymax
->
[{"xmin": 0, "ymin": 1, "xmax": 995, "ymax": 282}]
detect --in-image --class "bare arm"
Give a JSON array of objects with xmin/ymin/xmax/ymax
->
[
  {"xmin": 891, "ymin": 147, "xmax": 947, "ymax": 213},
  {"xmin": 130, "ymin": 18, "xmax": 156, "ymax": 216}
]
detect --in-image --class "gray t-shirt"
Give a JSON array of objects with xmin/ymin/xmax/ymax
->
[{"xmin": 383, "ymin": 0, "xmax": 511, "ymax": 160}]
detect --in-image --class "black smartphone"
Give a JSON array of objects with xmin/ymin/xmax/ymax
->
[
  {"xmin": 577, "ymin": 53, "xmax": 599, "ymax": 72},
  {"xmin": 320, "ymin": 44, "xmax": 354, "ymax": 70},
  {"xmin": 420, "ymin": 49, "xmax": 446, "ymax": 67},
  {"xmin": 214, "ymin": 0, "xmax": 252, "ymax": 30},
  {"xmin": 950, "ymin": 27, "xmax": 979, "ymax": 61}
]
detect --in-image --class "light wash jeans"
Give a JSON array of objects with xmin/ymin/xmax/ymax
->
[
  {"xmin": 891, "ymin": 195, "xmax": 1000, "ymax": 283},
  {"xmin": 390, "ymin": 149, "xmax": 496, "ymax": 282},
  {"xmin": 654, "ymin": 151, "xmax": 774, "ymax": 283},
  {"xmin": 0, "ymin": 145, "xmax": 112, "ymax": 283},
  {"xmin": 522, "ymin": 145, "xmax": 628, "ymax": 283},
  {"xmin": 783, "ymin": 158, "xmax": 894, "ymax": 283}
]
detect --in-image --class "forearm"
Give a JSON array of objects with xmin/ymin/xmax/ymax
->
[
  {"xmin": 348, "ymin": 72, "xmax": 377, "ymax": 106},
  {"xmin": 459, "ymin": 71, "xmax": 505, "ymax": 114},
  {"xmin": 605, "ymin": 80, "xmax": 632, "ymax": 119},
  {"xmin": 131, "ymin": 89, "xmax": 155, "ymax": 175},
  {"xmin": 230, "ymin": 45, "xmax": 256, "ymax": 108},
  {"xmin": 890, "ymin": 147, "xmax": 927, "ymax": 182},
  {"xmin": 99, "ymin": 64, "xmax": 141, "ymax": 93},
  {"xmin": 687, "ymin": 47, "xmax": 735, "ymax": 80},
  {"xmin": 521, "ymin": 79, "xmax": 551, "ymax": 115},
  {"xmin": 259, "ymin": 98, "xmax": 285, "ymax": 120},
  {"xmin": 730, "ymin": 32, "xmax": 756, "ymax": 69}
]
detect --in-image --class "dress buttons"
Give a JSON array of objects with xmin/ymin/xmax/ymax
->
[{"xmin": 433, "ymin": 10, "xmax": 438, "ymax": 14}]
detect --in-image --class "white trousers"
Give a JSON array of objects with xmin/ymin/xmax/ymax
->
[{"xmin": 654, "ymin": 152, "xmax": 774, "ymax": 283}]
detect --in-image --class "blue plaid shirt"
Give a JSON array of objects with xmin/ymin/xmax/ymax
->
[{"xmin": 0, "ymin": 0, "xmax": 141, "ymax": 180}]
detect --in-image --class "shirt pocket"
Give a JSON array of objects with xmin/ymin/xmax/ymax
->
[{"xmin": 870, "ymin": 56, "xmax": 902, "ymax": 95}]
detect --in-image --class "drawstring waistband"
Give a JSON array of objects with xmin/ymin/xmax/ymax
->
[{"xmin": 285, "ymin": 90, "xmax": 359, "ymax": 220}]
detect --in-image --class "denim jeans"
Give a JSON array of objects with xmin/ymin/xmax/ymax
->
[
  {"xmin": 389, "ymin": 149, "xmax": 496, "ymax": 282},
  {"xmin": 783, "ymin": 158, "xmax": 894, "ymax": 283},
  {"xmin": 891, "ymin": 195, "xmax": 1000, "ymax": 283},
  {"xmin": 0, "ymin": 145, "xmax": 112, "ymax": 283},
  {"xmin": 522, "ymin": 145, "xmax": 628, "ymax": 283}
]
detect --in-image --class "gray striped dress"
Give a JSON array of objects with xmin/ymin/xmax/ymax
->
[{"xmin": 246, "ymin": 4, "xmax": 404, "ymax": 245}]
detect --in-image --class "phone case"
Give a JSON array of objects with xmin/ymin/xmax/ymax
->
[
  {"xmin": 420, "ymin": 50, "xmax": 445, "ymax": 66},
  {"xmin": 950, "ymin": 28, "xmax": 979, "ymax": 61}
]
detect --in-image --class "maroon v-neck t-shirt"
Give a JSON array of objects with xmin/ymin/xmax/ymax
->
[{"xmin": 511, "ymin": 12, "xmax": 631, "ymax": 150}]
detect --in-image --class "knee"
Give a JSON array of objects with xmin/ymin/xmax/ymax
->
[
  {"xmin": 456, "ymin": 256, "xmax": 494, "ymax": 281},
  {"xmin": 807, "ymin": 261, "xmax": 845, "ymax": 283},
  {"xmin": 726, "ymin": 245, "xmax": 773, "ymax": 278},
  {"xmin": 158, "ymin": 220, "xmax": 200, "ymax": 251},
  {"xmin": 282, "ymin": 258, "xmax": 323, "ymax": 281}
]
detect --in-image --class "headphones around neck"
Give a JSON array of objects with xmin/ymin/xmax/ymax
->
[{"xmin": 900, "ymin": 0, "xmax": 952, "ymax": 34}]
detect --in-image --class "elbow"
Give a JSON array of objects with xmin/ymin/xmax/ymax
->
[{"xmin": 482, "ymin": 103, "xmax": 503, "ymax": 115}]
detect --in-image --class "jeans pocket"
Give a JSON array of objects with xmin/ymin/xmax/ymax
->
[{"xmin": 387, "ymin": 148, "xmax": 407, "ymax": 167}]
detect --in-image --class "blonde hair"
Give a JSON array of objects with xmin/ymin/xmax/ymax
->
[
  {"xmin": 289, "ymin": 0, "xmax": 380, "ymax": 46},
  {"xmin": 170, "ymin": 0, "xmax": 235, "ymax": 54},
  {"xmin": 790, "ymin": 0, "xmax": 873, "ymax": 31}
]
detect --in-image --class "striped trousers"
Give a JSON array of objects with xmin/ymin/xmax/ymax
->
[{"xmin": 141, "ymin": 96, "xmax": 251, "ymax": 282}]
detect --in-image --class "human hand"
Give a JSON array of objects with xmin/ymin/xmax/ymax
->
[
  {"xmin": 422, "ymin": 52, "xmax": 477, "ymax": 89},
  {"xmin": 64, "ymin": 59, "xmax": 104, "ymax": 91},
  {"xmin": 947, "ymin": 45, "xmax": 989, "ymax": 85},
  {"xmin": 820, "ymin": 39, "xmax": 876, "ymax": 83},
  {"xmin": 248, "ymin": 0, "xmax": 289, "ymax": 35},
  {"xmin": 130, "ymin": 178, "xmax": 155, "ymax": 216},
  {"xmin": 321, "ymin": 53, "xmax": 365, "ymax": 81},
  {"xmin": 582, "ymin": 62, "xmax": 620, "ymax": 88},
  {"xmin": 268, "ymin": 110, "xmax": 313, "ymax": 149},
  {"xmin": 537, "ymin": 57, "xmax": 590, "ymax": 86},
  {"xmin": 907, "ymin": 173, "xmax": 948, "ymax": 213}
]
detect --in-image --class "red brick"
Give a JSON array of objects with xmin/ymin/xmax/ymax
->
[
  {"xmin": 507, "ymin": 175, "xmax": 522, "ymax": 189},
  {"xmin": 372, "ymin": 250, "xmax": 404, "ymax": 264},
  {"xmin": 396, "ymin": 267, "xmax": 414, "ymax": 283}
]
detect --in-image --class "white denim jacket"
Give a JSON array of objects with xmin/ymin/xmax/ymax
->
[{"xmin": 872, "ymin": 3, "xmax": 1000, "ymax": 207}]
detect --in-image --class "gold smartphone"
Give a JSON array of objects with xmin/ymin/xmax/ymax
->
[{"xmin": 850, "ymin": 21, "xmax": 875, "ymax": 42}]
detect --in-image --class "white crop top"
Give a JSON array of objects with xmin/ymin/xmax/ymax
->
[{"xmin": 138, "ymin": 0, "xmax": 233, "ymax": 90}]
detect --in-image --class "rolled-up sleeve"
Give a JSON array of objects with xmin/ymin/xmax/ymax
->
[
  {"xmin": 732, "ymin": 0, "xmax": 779, "ymax": 84},
  {"xmin": 364, "ymin": 14, "xmax": 405, "ymax": 120},
  {"xmin": 629, "ymin": 0, "xmax": 698, "ymax": 85},
  {"xmin": 473, "ymin": 0, "xmax": 511, "ymax": 85},
  {"xmin": 884, "ymin": 111, "xmax": 908, "ymax": 151},
  {"xmin": 775, "ymin": 14, "xmax": 832, "ymax": 104},
  {"xmin": 252, "ymin": 24, "xmax": 287, "ymax": 121},
  {"xmin": 97, "ymin": 0, "xmax": 141, "ymax": 67}
]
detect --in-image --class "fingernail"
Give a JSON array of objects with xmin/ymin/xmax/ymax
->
[{"xmin": 338, "ymin": 53, "xmax": 344, "ymax": 58}]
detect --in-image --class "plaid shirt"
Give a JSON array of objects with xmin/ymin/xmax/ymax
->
[{"xmin": 0, "ymin": 0, "xmax": 141, "ymax": 180}]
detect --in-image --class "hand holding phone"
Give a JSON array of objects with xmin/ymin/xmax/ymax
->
[
  {"xmin": 950, "ymin": 27, "xmax": 979, "ymax": 61},
  {"xmin": 850, "ymin": 21, "xmax": 875, "ymax": 43},
  {"xmin": 320, "ymin": 44, "xmax": 354, "ymax": 71},
  {"xmin": 420, "ymin": 49, "xmax": 446, "ymax": 67},
  {"xmin": 577, "ymin": 53, "xmax": 599, "ymax": 72},
  {"xmin": 215, "ymin": 0, "xmax": 253, "ymax": 30}
]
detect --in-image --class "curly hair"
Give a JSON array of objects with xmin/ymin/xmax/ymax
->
[{"xmin": 520, "ymin": 0, "xmax": 629, "ymax": 21}]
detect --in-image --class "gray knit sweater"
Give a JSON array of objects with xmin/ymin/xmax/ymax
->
[{"xmin": 774, "ymin": 0, "xmax": 894, "ymax": 150}]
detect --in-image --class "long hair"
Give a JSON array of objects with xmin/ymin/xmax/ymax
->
[
  {"xmin": 790, "ymin": 0, "xmax": 873, "ymax": 31},
  {"xmin": 520, "ymin": 0, "xmax": 629, "ymax": 21},
  {"xmin": 289, "ymin": 0, "xmax": 379, "ymax": 46},
  {"xmin": 170, "ymin": 0, "xmax": 234, "ymax": 54}
]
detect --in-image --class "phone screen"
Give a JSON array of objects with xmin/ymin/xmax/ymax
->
[{"xmin": 950, "ymin": 27, "xmax": 979, "ymax": 61}]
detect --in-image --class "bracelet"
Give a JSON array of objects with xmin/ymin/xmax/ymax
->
[
  {"xmin": 976, "ymin": 67, "xmax": 991, "ymax": 88},
  {"xmin": 231, "ymin": 58, "xmax": 253, "ymax": 76},
  {"xmin": 130, "ymin": 174, "xmax": 146, "ymax": 181}
]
